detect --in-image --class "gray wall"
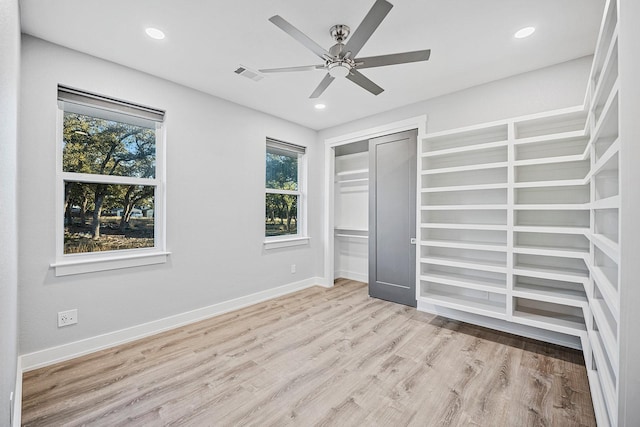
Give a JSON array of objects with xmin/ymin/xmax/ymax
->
[
  {"xmin": 19, "ymin": 36, "xmax": 324, "ymax": 354},
  {"xmin": 0, "ymin": 0, "xmax": 20, "ymax": 423}
]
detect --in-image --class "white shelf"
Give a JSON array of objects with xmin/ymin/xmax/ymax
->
[
  {"xmin": 590, "ymin": 298, "xmax": 619, "ymax": 373},
  {"xmin": 422, "ymin": 140, "xmax": 508, "ymax": 158},
  {"xmin": 513, "ymin": 204, "xmax": 589, "ymax": 211},
  {"xmin": 512, "ymin": 307, "xmax": 586, "ymax": 336},
  {"xmin": 421, "ymin": 183, "xmax": 508, "ymax": 193},
  {"xmin": 513, "ymin": 225, "xmax": 589, "ymax": 235},
  {"xmin": 512, "ymin": 283, "xmax": 587, "ymax": 307},
  {"xmin": 336, "ymin": 178, "xmax": 368, "ymax": 184},
  {"xmin": 418, "ymin": 291, "xmax": 506, "ymax": 319},
  {"xmin": 592, "ymin": 195, "xmax": 620, "ymax": 209},
  {"xmin": 513, "ymin": 179, "xmax": 587, "ymax": 189},
  {"xmin": 336, "ymin": 168, "xmax": 368, "ymax": 177},
  {"xmin": 513, "ymin": 264, "xmax": 589, "ymax": 284},
  {"xmin": 588, "ymin": 329, "xmax": 618, "ymax": 419},
  {"xmin": 590, "ymin": 233, "xmax": 619, "ymax": 263},
  {"xmin": 421, "ymin": 162, "xmax": 508, "ymax": 175},
  {"xmin": 590, "ymin": 138, "xmax": 620, "ymax": 179},
  {"xmin": 514, "ymin": 153, "xmax": 585, "ymax": 167},
  {"xmin": 420, "ymin": 272, "xmax": 506, "ymax": 294},
  {"xmin": 513, "ymin": 245, "xmax": 589, "ymax": 260},
  {"xmin": 591, "ymin": 29, "xmax": 618, "ymax": 117},
  {"xmin": 586, "ymin": 369, "xmax": 612, "ymax": 427},
  {"xmin": 421, "ymin": 256, "xmax": 507, "ymax": 274},
  {"xmin": 421, "ymin": 239, "xmax": 506, "ymax": 253},
  {"xmin": 591, "ymin": 81, "xmax": 619, "ymax": 143},
  {"xmin": 421, "ymin": 204, "xmax": 507, "ymax": 211},
  {"xmin": 421, "ymin": 223, "xmax": 508, "ymax": 231},
  {"xmin": 512, "ymin": 129, "xmax": 586, "ymax": 146},
  {"xmin": 590, "ymin": 265, "xmax": 619, "ymax": 319}
]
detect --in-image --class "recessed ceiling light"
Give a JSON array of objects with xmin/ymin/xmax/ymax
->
[
  {"xmin": 314, "ymin": 103, "xmax": 326, "ymax": 110},
  {"xmin": 514, "ymin": 27, "xmax": 536, "ymax": 39},
  {"xmin": 145, "ymin": 27, "xmax": 165, "ymax": 40}
]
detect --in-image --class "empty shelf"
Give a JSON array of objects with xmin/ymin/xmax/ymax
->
[
  {"xmin": 513, "ymin": 245, "xmax": 589, "ymax": 260},
  {"xmin": 590, "ymin": 233, "xmax": 619, "ymax": 263},
  {"xmin": 513, "ymin": 283, "xmax": 587, "ymax": 307},
  {"xmin": 420, "ymin": 272, "xmax": 506, "ymax": 293},
  {"xmin": 513, "ymin": 264, "xmax": 589, "ymax": 283},
  {"xmin": 421, "ymin": 204, "xmax": 507, "ymax": 211},
  {"xmin": 421, "ymin": 240, "xmax": 506, "ymax": 252},
  {"xmin": 421, "ymin": 256, "xmax": 507, "ymax": 273},
  {"xmin": 421, "ymin": 162, "xmax": 508, "ymax": 175},
  {"xmin": 421, "ymin": 183, "xmax": 508, "ymax": 193},
  {"xmin": 513, "ymin": 306, "xmax": 586, "ymax": 336},
  {"xmin": 422, "ymin": 223, "xmax": 508, "ymax": 231},
  {"xmin": 422, "ymin": 140, "xmax": 508, "ymax": 158},
  {"xmin": 419, "ymin": 291, "xmax": 506, "ymax": 319},
  {"xmin": 514, "ymin": 226, "xmax": 589, "ymax": 235},
  {"xmin": 513, "ymin": 179, "xmax": 587, "ymax": 189}
]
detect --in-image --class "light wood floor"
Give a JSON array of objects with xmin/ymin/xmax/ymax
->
[{"xmin": 22, "ymin": 279, "xmax": 595, "ymax": 426}]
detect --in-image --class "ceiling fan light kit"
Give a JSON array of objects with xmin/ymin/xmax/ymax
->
[{"xmin": 257, "ymin": 0, "xmax": 431, "ymax": 98}]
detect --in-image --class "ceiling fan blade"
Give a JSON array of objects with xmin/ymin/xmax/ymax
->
[
  {"xmin": 346, "ymin": 69, "xmax": 384, "ymax": 95},
  {"xmin": 259, "ymin": 65, "xmax": 325, "ymax": 73},
  {"xmin": 269, "ymin": 15, "xmax": 331, "ymax": 60},
  {"xmin": 310, "ymin": 73, "xmax": 335, "ymax": 98},
  {"xmin": 343, "ymin": 0, "xmax": 393, "ymax": 59},
  {"xmin": 356, "ymin": 49, "xmax": 431, "ymax": 69}
]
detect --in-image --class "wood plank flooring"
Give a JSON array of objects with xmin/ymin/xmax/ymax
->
[{"xmin": 22, "ymin": 279, "xmax": 595, "ymax": 426}]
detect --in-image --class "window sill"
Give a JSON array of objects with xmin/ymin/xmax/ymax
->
[
  {"xmin": 51, "ymin": 251, "xmax": 171, "ymax": 276},
  {"xmin": 263, "ymin": 236, "xmax": 310, "ymax": 250}
]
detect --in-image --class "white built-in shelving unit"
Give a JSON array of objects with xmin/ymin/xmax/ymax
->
[
  {"xmin": 334, "ymin": 151, "xmax": 369, "ymax": 282},
  {"xmin": 418, "ymin": 106, "xmax": 590, "ymax": 351},
  {"xmin": 417, "ymin": 2, "xmax": 623, "ymax": 424},
  {"xmin": 584, "ymin": 1, "xmax": 620, "ymax": 425}
]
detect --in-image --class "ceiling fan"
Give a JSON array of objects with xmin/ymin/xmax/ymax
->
[{"xmin": 259, "ymin": 0, "xmax": 431, "ymax": 98}]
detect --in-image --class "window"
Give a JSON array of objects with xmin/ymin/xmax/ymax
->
[
  {"xmin": 53, "ymin": 86, "xmax": 168, "ymax": 276},
  {"xmin": 265, "ymin": 138, "xmax": 308, "ymax": 248}
]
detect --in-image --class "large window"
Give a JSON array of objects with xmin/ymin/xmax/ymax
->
[
  {"xmin": 54, "ymin": 86, "xmax": 167, "ymax": 275},
  {"xmin": 265, "ymin": 138, "xmax": 307, "ymax": 243}
]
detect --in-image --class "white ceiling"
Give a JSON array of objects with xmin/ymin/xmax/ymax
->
[{"xmin": 19, "ymin": 0, "xmax": 604, "ymax": 130}]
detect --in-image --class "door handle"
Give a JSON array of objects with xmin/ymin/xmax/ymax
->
[{"xmin": 410, "ymin": 238, "xmax": 417, "ymax": 245}]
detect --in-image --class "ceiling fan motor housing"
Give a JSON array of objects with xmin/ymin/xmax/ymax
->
[{"xmin": 330, "ymin": 24, "xmax": 350, "ymax": 43}]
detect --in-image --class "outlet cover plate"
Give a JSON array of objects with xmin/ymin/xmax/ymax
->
[{"xmin": 58, "ymin": 309, "xmax": 78, "ymax": 327}]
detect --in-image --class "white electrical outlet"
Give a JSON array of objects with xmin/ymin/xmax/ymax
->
[
  {"xmin": 58, "ymin": 309, "xmax": 78, "ymax": 327},
  {"xmin": 291, "ymin": 264, "xmax": 296, "ymax": 274}
]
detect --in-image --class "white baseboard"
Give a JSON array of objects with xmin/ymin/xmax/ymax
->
[
  {"xmin": 316, "ymin": 276, "xmax": 334, "ymax": 288},
  {"xmin": 12, "ymin": 356, "xmax": 21, "ymax": 427},
  {"xmin": 335, "ymin": 270, "xmax": 368, "ymax": 283},
  {"xmin": 21, "ymin": 277, "xmax": 323, "ymax": 372}
]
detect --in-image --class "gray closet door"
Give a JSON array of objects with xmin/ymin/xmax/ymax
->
[{"xmin": 369, "ymin": 130, "xmax": 417, "ymax": 307}]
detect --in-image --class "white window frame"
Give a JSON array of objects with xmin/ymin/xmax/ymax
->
[
  {"xmin": 52, "ymin": 86, "xmax": 169, "ymax": 276},
  {"xmin": 264, "ymin": 138, "xmax": 309, "ymax": 250}
]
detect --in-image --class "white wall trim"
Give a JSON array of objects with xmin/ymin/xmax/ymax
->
[
  {"xmin": 20, "ymin": 276, "xmax": 324, "ymax": 372},
  {"xmin": 12, "ymin": 357, "xmax": 21, "ymax": 427},
  {"xmin": 323, "ymin": 115, "xmax": 427, "ymax": 287},
  {"xmin": 335, "ymin": 270, "xmax": 368, "ymax": 283}
]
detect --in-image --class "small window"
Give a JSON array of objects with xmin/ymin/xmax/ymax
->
[
  {"xmin": 54, "ymin": 86, "xmax": 167, "ymax": 275},
  {"xmin": 265, "ymin": 138, "xmax": 307, "ymax": 245}
]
